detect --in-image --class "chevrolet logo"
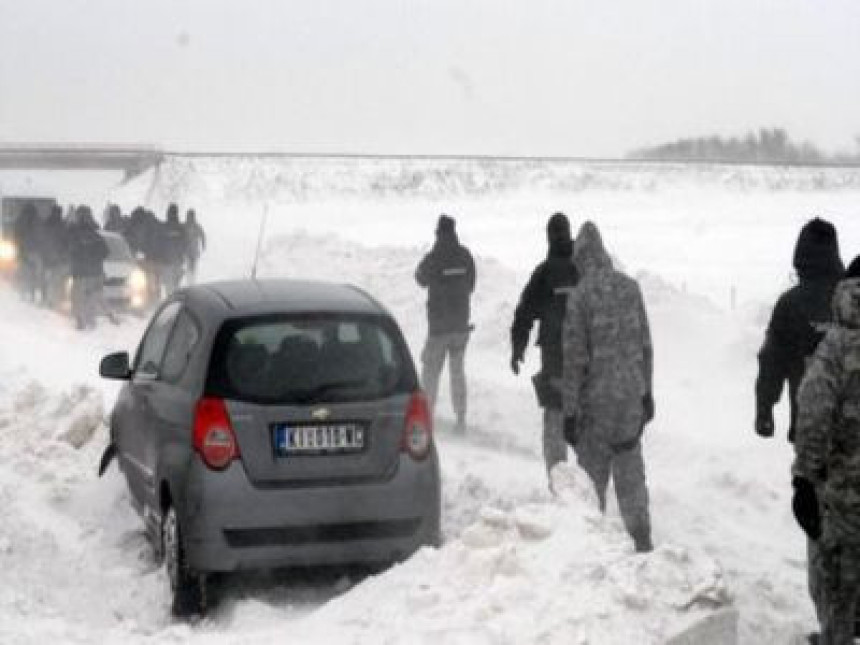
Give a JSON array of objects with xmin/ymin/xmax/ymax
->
[{"xmin": 311, "ymin": 407, "xmax": 331, "ymax": 420}]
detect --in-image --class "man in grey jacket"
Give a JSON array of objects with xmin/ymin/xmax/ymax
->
[{"xmin": 416, "ymin": 215, "xmax": 476, "ymax": 432}]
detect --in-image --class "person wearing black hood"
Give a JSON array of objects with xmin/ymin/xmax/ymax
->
[
  {"xmin": 162, "ymin": 204, "xmax": 188, "ymax": 295},
  {"xmin": 184, "ymin": 208, "xmax": 206, "ymax": 285},
  {"xmin": 415, "ymin": 214, "xmax": 476, "ymax": 432},
  {"xmin": 68, "ymin": 205, "xmax": 109, "ymax": 330},
  {"xmin": 38, "ymin": 204, "xmax": 70, "ymax": 308},
  {"xmin": 756, "ymin": 217, "xmax": 845, "ymax": 443},
  {"xmin": 510, "ymin": 212, "xmax": 580, "ymax": 481}
]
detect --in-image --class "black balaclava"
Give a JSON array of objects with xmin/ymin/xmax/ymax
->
[
  {"xmin": 846, "ymin": 255, "xmax": 860, "ymax": 279},
  {"xmin": 793, "ymin": 217, "xmax": 844, "ymax": 281},
  {"xmin": 435, "ymin": 214, "xmax": 458, "ymax": 245},
  {"xmin": 546, "ymin": 212, "xmax": 573, "ymax": 259}
]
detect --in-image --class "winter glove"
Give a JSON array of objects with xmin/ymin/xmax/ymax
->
[
  {"xmin": 792, "ymin": 477, "xmax": 822, "ymax": 541},
  {"xmin": 755, "ymin": 405, "xmax": 775, "ymax": 438},
  {"xmin": 510, "ymin": 350, "xmax": 523, "ymax": 375},
  {"xmin": 642, "ymin": 392, "xmax": 655, "ymax": 425},
  {"xmin": 563, "ymin": 416, "xmax": 578, "ymax": 447}
]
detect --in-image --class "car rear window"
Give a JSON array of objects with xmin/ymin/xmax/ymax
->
[
  {"xmin": 206, "ymin": 314, "xmax": 416, "ymax": 404},
  {"xmin": 102, "ymin": 234, "xmax": 134, "ymax": 262}
]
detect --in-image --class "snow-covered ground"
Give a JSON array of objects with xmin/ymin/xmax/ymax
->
[{"xmin": 3, "ymin": 158, "xmax": 860, "ymax": 644}]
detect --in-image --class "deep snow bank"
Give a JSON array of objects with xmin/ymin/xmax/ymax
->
[
  {"xmin": 0, "ymin": 373, "xmax": 737, "ymax": 645},
  {"xmin": 144, "ymin": 157, "xmax": 860, "ymax": 205}
]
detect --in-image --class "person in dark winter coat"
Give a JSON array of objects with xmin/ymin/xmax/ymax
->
[
  {"xmin": 793, "ymin": 255, "xmax": 860, "ymax": 644},
  {"xmin": 38, "ymin": 204, "xmax": 70, "ymax": 308},
  {"xmin": 104, "ymin": 204, "xmax": 126, "ymax": 234},
  {"xmin": 184, "ymin": 209, "xmax": 206, "ymax": 284},
  {"xmin": 162, "ymin": 204, "xmax": 188, "ymax": 294},
  {"xmin": 68, "ymin": 206, "xmax": 108, "ymax": 330},
  {"xmin": 756, "ymin": 217, "xmax": 844, "ymax": 442},
  {"xmin": 12, "ymin": 202, "xmax": 40, "ymax": 302},
  {"xmin": 510, "ymin": 212, "xmax": 579, "ymax": 480},
  {"xmin": 126, "ymin": 207, "xmax": 167, "ymax": 304},
  {"xmin": 415, "ymin": 214, "xmax": 476, "ymax": 432}
]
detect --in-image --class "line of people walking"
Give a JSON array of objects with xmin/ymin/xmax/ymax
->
[
  {"xmin": 416, "ymin": 211, "xmax": 859, "ymax": 644},
  {"xmin": 9, "ymin": 201, "xmax": 206, "ymax": 329},
  {"xmin": 107, "ymin": 203, "xmax": 207, "ymax": 297}
]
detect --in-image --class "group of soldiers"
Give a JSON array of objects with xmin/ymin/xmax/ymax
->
[
  {"xmin": 416, "ymin": 212, "xmax": 860, "ymax": 644},
  {"xmin": 10, "ymin": 201, "xmax": 206, "ymax": 329},
  {"xmin": 415, "ymin": 212, "xmax": 654, "ymax": 555}
]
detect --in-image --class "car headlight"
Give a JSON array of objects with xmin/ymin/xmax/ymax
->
[
  {"xmin": 129, "ymin": 269, "xmax": 147, "ymax": 291},
  {"xmin": 0, "ymin": 239, "xmax": 17, "ymax": 262}
]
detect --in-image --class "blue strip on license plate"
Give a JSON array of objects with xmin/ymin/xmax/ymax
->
[{"xmin": 273, "ymin": 423, "xmax": 365, "ymax": 456}]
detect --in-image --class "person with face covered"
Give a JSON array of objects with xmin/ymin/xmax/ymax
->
[
  {"xmin": 415, "ymin": 214, "xmax": 476, "ymax": 432},
  {"xmin": 561, "ymin": 221, "xmax": 654, "ymax": 553},
  {"xmin": 510, "ymin": 212, "xmax": 580, "ymax": 480}
]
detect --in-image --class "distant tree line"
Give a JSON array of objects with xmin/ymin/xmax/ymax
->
[{"xmin": 628, "ymin": 128, "xmax": 860, "ymax": 165}]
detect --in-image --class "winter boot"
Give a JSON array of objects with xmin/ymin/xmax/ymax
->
[{"xmin": 632, "ymin": 528, "xmax": 653, "ymax": 553}]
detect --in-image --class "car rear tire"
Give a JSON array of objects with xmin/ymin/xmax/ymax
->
[{"xmin": 163, "ymin": 505, "xmax": 206, "ymax": 617}]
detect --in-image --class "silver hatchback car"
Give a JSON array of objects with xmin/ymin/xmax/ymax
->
[{"xmin": 99, "ymin": 279, "xmax": 441, "ymax": 615}]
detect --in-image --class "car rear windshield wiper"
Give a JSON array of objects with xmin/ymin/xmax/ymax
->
[{"xmin": 291, "ymin": 378, "xmax": 369, "ymax": 403}]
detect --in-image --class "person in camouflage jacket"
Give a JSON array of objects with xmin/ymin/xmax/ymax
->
[
  {"xmin": 794, "ymin": 258, "xmax": 860, "ymax": 644},
  {"xmin": 561, "ymin": 221, "xmax": 655, "ymax": 552}
]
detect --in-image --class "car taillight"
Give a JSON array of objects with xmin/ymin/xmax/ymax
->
[
  {"xmin": 402, "ymin": 391, "xmax": 433, "ymax": 460},
  {"xmin": 193, "ymin": 397, "xmax": 240, "ymax": 470}
]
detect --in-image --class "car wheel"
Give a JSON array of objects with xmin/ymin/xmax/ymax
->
[{"xmin": 163, "ymin": 505, "xmax": 205, "ymax": 617}]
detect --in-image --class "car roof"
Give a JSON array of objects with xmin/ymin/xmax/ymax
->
[{"xmin": 183, "ymin": 279, "xmax": 388, "ymax": 319}]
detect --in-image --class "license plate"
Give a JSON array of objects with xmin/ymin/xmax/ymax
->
[{"xmin": 273, "ymin": 423, "xmax": 366, "ymax": 456}]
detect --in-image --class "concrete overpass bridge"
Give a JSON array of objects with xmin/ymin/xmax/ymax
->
[{"xmin": 0, "ymin": 144, "xmax": 164, "ymax": 180}]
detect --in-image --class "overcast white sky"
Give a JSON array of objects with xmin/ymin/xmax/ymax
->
[{"xmin": 1, "ymin": 0, "xmax": 859, "ymax": 157}]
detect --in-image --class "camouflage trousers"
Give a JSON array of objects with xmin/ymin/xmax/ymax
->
[
  {"xmin": 543, "ymin": 408, "xmax": 568, "ymax": 476},
  {"xmin": 573, "ymin": 430, "xmax": 651, "ymax": 543},
  {"xmin": 421, "ymin": 331, "xmax": 469, "ymax": 423},
  {"xmin": 812, "ymin": 533, "xmax": 860, "ymax": 645}
]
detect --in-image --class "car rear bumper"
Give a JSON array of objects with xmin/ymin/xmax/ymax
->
[
  {"xmin": 104, "ymin": 285, "xmax": 147, "ymax": 310},
  {"xmin": 181, "ymin": 450, "xmax": 441, "ymax": 572}
]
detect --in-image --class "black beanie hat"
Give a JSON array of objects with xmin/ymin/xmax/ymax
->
[
  {"xmin": 436, "ymin": 214, "xmax": 456, "ymax": 235},
  {"xmin": 546, "ymin": 212, "xmax": 571, "ymax": 244},
  {"xmin": 847, "ymin": 255, "xmax": 860, "ymax": 279},
  {"xmin": 793, "ymin": 217, "xmax": 843, "ymax": 280}
]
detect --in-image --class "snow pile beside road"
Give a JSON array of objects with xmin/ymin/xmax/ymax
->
[
  {"xmin": 0, "ymin": 378, "xmax": 174, "ymax": 645},
  {"xmin": 191, "ymin": 464, "xmax": 735, "ymax": 645},
  {"xmin": 145, "ymin": 157, "xmax": 860, "ymax": 206}
]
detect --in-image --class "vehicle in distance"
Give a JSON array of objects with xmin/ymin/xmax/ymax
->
[
  {"xmin": 0, "ymin": 195, "xmax": 58, "ymax": 278},
  {"xmin": 100, "ymin": 231, "xmax": 148, "ymax": 311},
  {"xmin": 99, "ymin": 279, "xmax": 441, "ymax": 615}
]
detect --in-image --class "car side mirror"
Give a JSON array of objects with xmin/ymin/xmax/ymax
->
[{"xmin": 100, "ymin": 351, "xmax": 131, "ymax": 380}]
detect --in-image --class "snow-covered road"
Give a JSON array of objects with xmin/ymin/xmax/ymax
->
[{"xmin": 4, "ymin": 159, "xmax": 860, "ymax": 643}]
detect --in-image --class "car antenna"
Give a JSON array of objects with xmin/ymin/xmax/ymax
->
[{"xmin": 250, "ymin": 203, "xmax": 269, "ymax": 280}]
